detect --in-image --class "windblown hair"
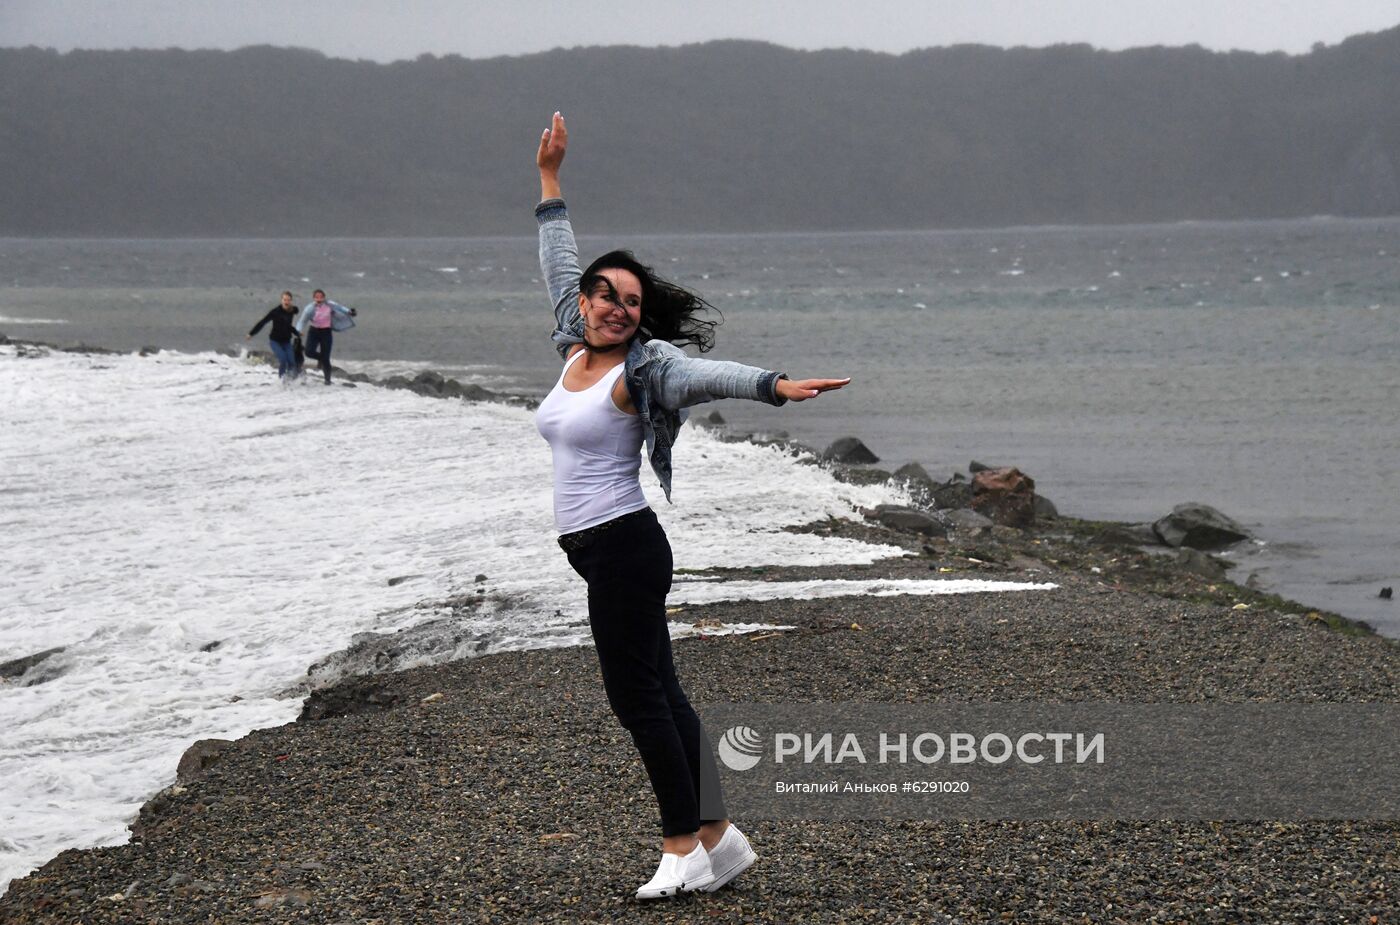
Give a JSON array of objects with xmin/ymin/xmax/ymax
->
[{"xmin": 580, "ymin": 250, "xmax": 720, "ymax": 352}]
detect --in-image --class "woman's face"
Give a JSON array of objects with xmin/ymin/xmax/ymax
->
[{"xmin": 580, "ymin": 268, "xmax": 642, "ymax": 347}]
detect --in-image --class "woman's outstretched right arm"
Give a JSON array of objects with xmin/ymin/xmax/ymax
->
[{"xmin": 535, "ymin": 112, "xmax": 583, "ymax": 358}]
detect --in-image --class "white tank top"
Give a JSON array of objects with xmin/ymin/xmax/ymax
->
[{"xmin": 535, "ymin": 350, "xmax": 649, "ymax": 533}]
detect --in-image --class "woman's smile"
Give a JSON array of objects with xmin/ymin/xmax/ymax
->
[{"xmin": 583, "ymin": 267, "xmax": 644, "ymax": 343}]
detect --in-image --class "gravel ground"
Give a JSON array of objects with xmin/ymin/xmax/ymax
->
[{"xmin": 4, "ymin": 547, "xmax": 1397, "ymax": 924}]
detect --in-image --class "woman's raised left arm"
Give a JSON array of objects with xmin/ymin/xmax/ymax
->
[{"xmin": 535, "ymin": 112, "xmax": 584, "ymax": 357}]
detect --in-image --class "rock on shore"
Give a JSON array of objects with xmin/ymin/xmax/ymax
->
[{"xmin": 1152, "ymin": 503, "xmax": 1251, "ymax": 550}]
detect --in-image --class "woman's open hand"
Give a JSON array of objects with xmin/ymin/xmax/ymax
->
[
  {"xmin": 777, "ymin": 376, "xmax": 851, "ymax": 402},
  {"xmin": 537, "ymin": 111, "xmax": 568, "ymax": 175}
]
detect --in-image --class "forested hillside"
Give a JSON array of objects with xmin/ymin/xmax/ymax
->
[{"xmin": 2, "ymin": 30, "xmax": 1397, "ymax": 235}]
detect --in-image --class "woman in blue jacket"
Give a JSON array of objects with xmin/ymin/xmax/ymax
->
[
  {"xmin": 533, "ymin": 111, "xmax": 848, "ymax": 900},
  {"xmin": 296, "ymin": 288, "xmax": 357, "ymax": 384}
]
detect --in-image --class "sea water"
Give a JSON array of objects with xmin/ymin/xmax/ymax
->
[{"xmin": 2, "ymin": 218, "xmax": 1395, "ymax": 630}]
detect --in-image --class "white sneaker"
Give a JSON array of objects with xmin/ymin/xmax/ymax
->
[
  {"xmin": 635, "ymin": 842, "xmax": 715, "ymax": 900},
  {"xmin": 702, "ymin": 824, "xmax": 758, "ymax": 891}
]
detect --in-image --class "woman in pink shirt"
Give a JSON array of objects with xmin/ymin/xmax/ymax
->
[{"xmin": 296, "ymin": 288, "xmax": 358, "ymax": 384}]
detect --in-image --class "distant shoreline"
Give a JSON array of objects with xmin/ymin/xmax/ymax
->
[
  {"xmin": 4, "ymin": 212, "xmax": 1399, "ymax": 243},
  {"xmin": 8, "ymin": 34, "xmax": 1400, "ymax": 235}
]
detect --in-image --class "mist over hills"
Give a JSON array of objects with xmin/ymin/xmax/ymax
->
[{"xmin": 2, "ymin": 29, "xmax": 1398, "ymax": 236}]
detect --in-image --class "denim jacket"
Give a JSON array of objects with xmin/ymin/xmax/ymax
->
[
  {"xmin": 296, "ymin": 300, "xmax": 357, "ymax": 337},
  {"xmin": 536, "ymin": 198, "xmax": 787, "ymax": 501}
]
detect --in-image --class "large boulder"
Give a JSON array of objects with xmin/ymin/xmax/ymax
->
[
  {"xmin": 891, "ymin": 462, "xmax": 939, "ymax": 506},
  {"xmin": 934, "ymin": 508, "xmax": 995, "ymax": 536},
  {"xmin": 441, "ymin": 379, "xmax": 494, "ymax": 401},
  {"xmin": 822, "ymin": 437, "xmax": 880, "ymax": 464},
  {"xmin": 176, "ymin": 738, "xmax": 235, "ymax": 783},
  {"xmin": 1088, "ymin": 523, "xmax": 1160, "ymax": 547},
  {"xmin": 929, "ymin": 480, "xmax": 973, "ymax": 511},
  {"xmin": 1033, "ymin": 495, "xmax": 1059, "ymax": 520},
  {"xmin": 969, "ymin": 467, "xmax": 1037, "ymax": 528},
  {"xmin": 411, "ymin": 370, "xmax": 446, "ymax": 394},
  {"xmin": 872, "ymin": 505, "xmax": 946, "ymax": 537},
  {"xmin": 830, "ymin": 466, "xmax": 892, "ymax": 487},
  {"xmin": 892, "ymin": 462, "xmax": 936, "ymax": 486},
  {"xmin": 1152, "ymin": 503, "xmax": 1250, "ymax": 550}
]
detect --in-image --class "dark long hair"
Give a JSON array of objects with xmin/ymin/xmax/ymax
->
[{"xmin": 580, "ymin": 250, "xmax": 720, "ymax": 353}]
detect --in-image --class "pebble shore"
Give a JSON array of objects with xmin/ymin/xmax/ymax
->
[
  {"xmin": 3, "ymin": 514, "xmax": 1397, "ymax": 923},
  {"xmin": 4, "ymin": 338, "xmax": 1396, "ymax": 921}
]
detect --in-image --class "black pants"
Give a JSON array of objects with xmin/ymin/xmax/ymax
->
[
  {"xmin": 565, "ymin": 508, "xmax": 727, "ymax": 836},
  {"xmin": 304, "ymin": 327, "xmax": 333, "ymax": 383}
]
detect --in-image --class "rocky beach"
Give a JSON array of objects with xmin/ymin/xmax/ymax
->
[{"xmin": 2, "ymin": 340, "xmax": 1398, "ymax": 923}]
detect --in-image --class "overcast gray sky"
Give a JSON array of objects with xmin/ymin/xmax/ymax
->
[{"xmin": 3, "ymin": 0, "xmax": 1398, "ymax": 60}]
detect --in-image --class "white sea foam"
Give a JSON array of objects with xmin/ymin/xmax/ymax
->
[
  {"xmin": 669, "ymin": 578, "xmax": 1057, "ymax": 605},
  {"xmin": 0, "ymin": 315, "xmax": 69, "ymax": 325},
  {"xmin": 0, "ymin": 347, "xmax": 1055, "ymax": 893},
  {"xmin": 670, "ymin": 621, "xmax": 794, "ymax": 640}
]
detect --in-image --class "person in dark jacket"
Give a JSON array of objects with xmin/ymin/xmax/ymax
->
[{"xmin": 246, "ymin": 291, "xmax": 302, "ymax": 380}]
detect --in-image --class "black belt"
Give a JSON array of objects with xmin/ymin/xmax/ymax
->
[{"xmin": 557, "ymin": 508, "xmax": 651, "ymax": 553}]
